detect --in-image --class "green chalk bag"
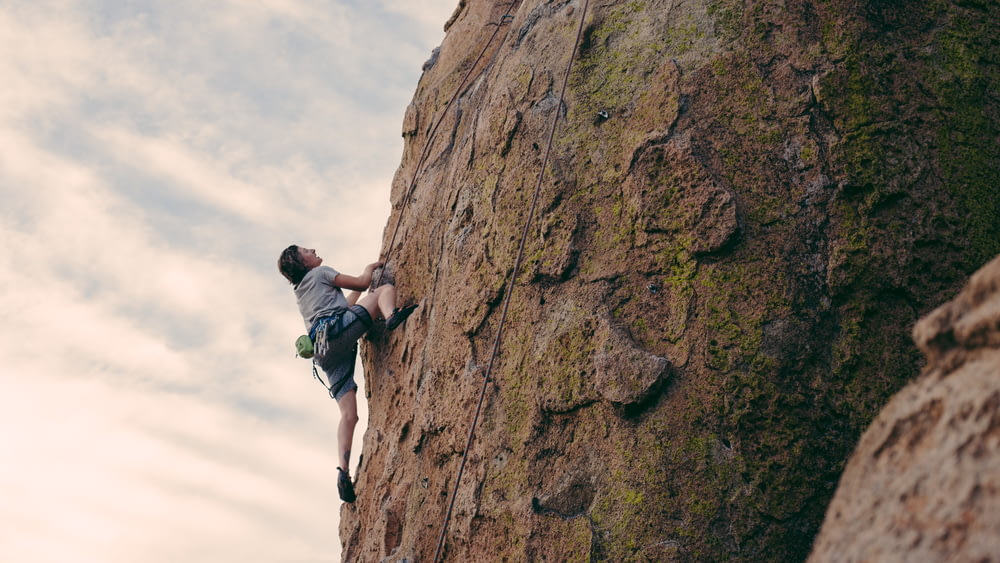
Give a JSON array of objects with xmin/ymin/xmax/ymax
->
[{"xmin": 295, "ymin": 334, "xmax": 314, "ymax": 359}]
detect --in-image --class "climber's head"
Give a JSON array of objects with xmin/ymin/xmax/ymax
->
[{"xmin": 278, "ymin": 244, "xmax": 321, "ymax": 285}]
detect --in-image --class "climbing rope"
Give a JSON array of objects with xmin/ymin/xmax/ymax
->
[
  {"xmin": 432, "ymin": 1, "xmax": 592, "ymax": 560},
  {"xmin": 376, "ymin": 1, "xmax": 521, "ymax": 285}
]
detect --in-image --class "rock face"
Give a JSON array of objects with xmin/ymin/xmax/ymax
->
[
  {"xmin": 341, "ymin": 0, "xmax": 1000, "ymax": 561},
  {"xmin": 810, "ymin": 255, "xmax": 1000, "ymax": 562}
]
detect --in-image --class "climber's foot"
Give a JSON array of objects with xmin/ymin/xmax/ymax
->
[
  {"xmin": 337, "ymin": 467, "xmax": 356, "ymax": 503},
  {"xmin": 386, "ymin": 304, "xmax": 418, "ymax": 330}
]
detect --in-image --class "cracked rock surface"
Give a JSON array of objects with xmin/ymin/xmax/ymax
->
[{"xmin": 339, "ymin": 0, "xmax": 1000, "ymax": 561}]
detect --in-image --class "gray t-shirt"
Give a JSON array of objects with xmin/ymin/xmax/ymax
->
[{"xmin": 294, "ymin": 265, "xmax": 349, "ymax": 330}]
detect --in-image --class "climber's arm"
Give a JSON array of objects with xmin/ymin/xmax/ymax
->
[{"xmin": 334, "ymin": 261, "xmax": 384, "ymax": 291}]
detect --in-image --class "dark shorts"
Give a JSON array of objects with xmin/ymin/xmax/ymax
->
[{"xmin": 315, "ymin": 305, "xmax": 373, "ymax": 400}]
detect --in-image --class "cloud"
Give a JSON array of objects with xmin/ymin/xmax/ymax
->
[
  {"xmin": 0, "ymin": 374, "xmax": 341, "ymax": 562},
  {"xmin": 0, "ymin": 0, "xmax": 455, "ymax": 561}
]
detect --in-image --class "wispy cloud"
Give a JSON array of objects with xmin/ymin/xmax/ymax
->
[{"xmin": 0, "ymin": 0, "xmax": 454, "ymax": 560}]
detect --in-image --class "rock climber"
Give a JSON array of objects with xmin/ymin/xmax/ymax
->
[{"xmin": 278, "ymin": 244, "xmax": 416, "ymax": 503}]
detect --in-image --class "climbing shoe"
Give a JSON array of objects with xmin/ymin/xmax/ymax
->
[
  {"xmin": 337, "ymin": 467, "xmax": 356, "ymax": 503},
  {"xmin": 385, "ymin": 304, "xmax": 418, "ymax": 330}
]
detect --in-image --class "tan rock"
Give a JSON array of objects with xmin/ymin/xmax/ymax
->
[
  {"xmin": 592, "ymin": 316, "xmax": 671, "ymax": 406},
  {"xmin": 810, "ymin": 255, "xmax": 1000, "ymax": 562},
  {"xmin": 341, "ymin": 0, "xmax": 1000, "ymax": 560}
]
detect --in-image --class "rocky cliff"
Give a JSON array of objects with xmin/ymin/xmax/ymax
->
[
  {"xmin": 809, "ymin": 255, "xmax": 1000, "ymax": 561},
  {"xmin": 341, "ymin": 0, "xmax": 1000, "ymax": 561}
]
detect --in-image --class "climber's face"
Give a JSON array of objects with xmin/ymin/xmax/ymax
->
[{"xmin": 299, "ymin": 247, "xmax": 323, "ymax": 269}]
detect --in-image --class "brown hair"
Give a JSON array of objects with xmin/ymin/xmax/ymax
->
[{"xmin": 278, "ymin": 245, "xmax": 309, "ymax": 285}]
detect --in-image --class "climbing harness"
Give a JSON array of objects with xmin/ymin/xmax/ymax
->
[
  {"xmin": 431, "ymin": 1, "xmax": 592, "ymax": 561},
  {"xmin": 310, "ymin": 362, "xmax": 334, "ymax": 398},
  {"xmin": 301, "ymin": 313, "xmax": 355, "ymax": 399},
  {"xmin": 310, "ymin": 359, "xmax": 355, "ymax": 400}
]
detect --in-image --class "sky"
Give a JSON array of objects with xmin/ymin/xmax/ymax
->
[{"xmin": 0, "ymin": 0, "xmax": 456, "ymax": 560}]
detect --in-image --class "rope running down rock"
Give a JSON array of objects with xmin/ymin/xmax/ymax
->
[
  {"xmin": 377, "ymin": 1, "xmax": 521, "ymax": 285},
  {"xmin": 432, "ymin": 1, "xmax": 592, "ymax": 560}
]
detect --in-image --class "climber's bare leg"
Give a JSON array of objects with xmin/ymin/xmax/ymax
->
[
  {"xmin": 336, "ymin": 389, "xmax": 359, "ymax": 472},
  {"xmin": 356, "ymin": 284, "xmax": 396, "ymax": 320}
]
